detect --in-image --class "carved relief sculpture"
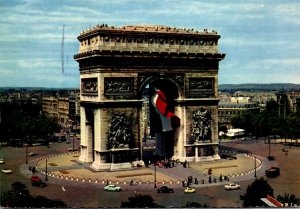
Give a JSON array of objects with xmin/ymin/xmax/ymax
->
[
  {"xmin": 189, "ymin": 78, "xmax": 214, "ymax": 97},
  {"xmin": 107, "ymin": 113, "xmax": 134, "ymax": 149},
  {"xmin": 104, "ymin": 77, "xmax": 134, "ymax": 95},
  {"xmin": 81, "ymin": 78, "xmax": 98, "ymax": 95},
  {"xmin": 190, "ymin": 108, "xmax": 212, "ymax": 142}
]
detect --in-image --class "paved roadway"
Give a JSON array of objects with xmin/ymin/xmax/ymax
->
[{"xmin": 0, "ymin": 138, "xmax": 299, "ymax": 207}]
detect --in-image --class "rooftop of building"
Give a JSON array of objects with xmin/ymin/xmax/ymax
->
[
  {"xmin": 218, "ymin": 102, "xmax": 259, "ymax": 108},
  {"xmin": 78, "ymin": 24, "xmax": 219, "ymax": 39}
]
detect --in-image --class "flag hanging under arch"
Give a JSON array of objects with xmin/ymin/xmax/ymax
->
[{"xmin": 151, "ymin": 88, "xmax": 179, "ymax": 132}]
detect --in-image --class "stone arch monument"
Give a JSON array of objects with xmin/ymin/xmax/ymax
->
[{"xmin": 74, "ymin": 24, "xmax": 225, "ymax": 170}]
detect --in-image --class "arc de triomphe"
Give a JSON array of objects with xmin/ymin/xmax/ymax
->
[{"xmin": 74, "ymin": 24, "xmax": 225, "ymax": 171}]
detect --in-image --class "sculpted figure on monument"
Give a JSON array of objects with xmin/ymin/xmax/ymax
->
[
  {"xmin": 81, "ymin": 78, "xmax": 97, "ymax": 94},
  {"xmin": 107, "ymin": 113, "xmax": 133, "ymax": 149},
  {"xmin": 191, "ymin": 108, "xmax": 212, "ymax": 142},
  {"xmin": 104, "ymin": 78, "xmax": 132, "ymax": 94}
]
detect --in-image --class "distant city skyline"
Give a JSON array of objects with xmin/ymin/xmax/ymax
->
[{"xmin": 1, "ymin": 0, "xmax": 300, "ymax": 88}]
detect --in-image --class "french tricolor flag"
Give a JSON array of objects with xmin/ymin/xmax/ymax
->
[{"xmin": 151, "ymin": 88, "xmax": 179, "ymax": 132}]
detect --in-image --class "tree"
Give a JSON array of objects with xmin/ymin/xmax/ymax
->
[
  {"xmin": 0, "ymin": 102, "xmax": 60, "ymax": 144},
  {"xmin": 231, "ymin": 110, "xmax": 259, "ymax": 135},
  {"xmin": 243, "ymin": 178, "xmax": 273, "ymax": 207},
  {"xmin": 218, "ymin": 125, "xmax": 228, "ymax": 135},
  {"xmin": 182, "ymin": 201, "xmax": 209, "ymax": 208},
  {"xmin": 231, "ymin": 100, "xmax": 284, "ymax": 140},
  {"xmin": 286, "ymin": 112, "xmax": 300, "ymax": 145},
  {"xmin": 0, "ymin": 181, "xmax": 67, "ymax": 208},
  {"xmin": 120, "ymin": 194, "xmax": 164, "ymax": 208},
  {"xmin": 277, "ymin": 193, "xmax": 300, "ymax": 207},
  {"xmin": 30, "ymin": 195, "xmax": 67, "ymax": 208}
]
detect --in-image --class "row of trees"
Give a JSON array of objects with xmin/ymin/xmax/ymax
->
[
  {"xmin": 0, "ymin": 182, "xmax": 67, "ymax": 208},
  {"xmin": 0, "ymin": 102, "xmax": 60, "ymax": 145},
  {"xmin": 120, "ymin": 193, "xmax": 208, "ymax": 208},
  {"xmin": 231, "ymin": 100, "xmax": 300, "ymax": 143},
  {"xmin": 243, "ymin": 178, "xmax": 300, "ymax": 207}
]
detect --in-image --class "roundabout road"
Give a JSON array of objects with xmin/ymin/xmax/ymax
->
[{"xmin": 1, "ymin": 139, "xmax": 299, "ymax": 207}]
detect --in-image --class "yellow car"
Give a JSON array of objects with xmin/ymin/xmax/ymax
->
[{"xmin": 184, "ymin": 187, "xmax": 196, "ymax": 193}]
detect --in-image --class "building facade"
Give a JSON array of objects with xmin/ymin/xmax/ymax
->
[
  {"xmin": 42, "ymin": 95, "xmax": 80, "ymax": 131},
  {"xmin": 74, "ymin": 24, "xmax": 225, "ymax": 170},
  {"xmin": 276, "ymin": 91, "xmax": 300, "ymax": 117},
  {"xmin": 218, "ymin": 102, "xmax": 260, "ymax": 129}
]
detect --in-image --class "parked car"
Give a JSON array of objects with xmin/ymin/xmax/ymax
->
[
  {"xmin": 1, "ymin": 168, "xmax": 13, "ymax": 174},
  {"xmin": 104, "ymin": 184, "xmax": 122, "ymax": 192},
  {"xmin": 184, "ymin": 187, "xmax": 196, "ymax": 193},
  {"xmin": 0, "ymin": 159, "xmax": 4, "ymax": 164},
  {"xmin": 265, "ymin": 167, "xmax": 280, "ymax": 178},
  {"xmin": 31, "ymin": 176, "xmax": 47, "ymax": 187},
  {"xmin": 157, "ymin": 186, "xmax": 174, "ymax": 193},
  {"xmin": 224, "ymin": 183, "xmax": 240, "ymax": 190},
  {"xmin": 28, "ymin": 152, "xmax": 38, "ymax": 156}
]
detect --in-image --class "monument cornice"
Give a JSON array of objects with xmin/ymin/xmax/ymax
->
[
  {"xmin": 174, "ymin": 98, "xmax": 219, "ymax": 105},
  {"xmin": 74, "ymin": 49, "xmax": 225, "ymax": 60},
  {"xmin": 80, "ymin": 100, "xmax": 144, "ymax": 108}
]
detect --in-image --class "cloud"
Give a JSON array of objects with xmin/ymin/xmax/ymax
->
[{"xmin": 1, "ymin": 0, "xmax": 300, "ymax": 87}]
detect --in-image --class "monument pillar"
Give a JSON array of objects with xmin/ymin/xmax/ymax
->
[
  {"xmin": 79, "ymin": 107, "xmax": 94, "ymax": 162},
  {"xmin": 86, "ymin": 120, "xmax": 94, "ymax": 162}
]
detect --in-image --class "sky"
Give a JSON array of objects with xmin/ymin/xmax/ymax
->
[{"xmin": 1, "ymin": 0, "xmax": 300, "ymax": 88}]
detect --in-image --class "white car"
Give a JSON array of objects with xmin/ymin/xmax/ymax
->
[
  {"xmin": 0, "ymin": 159, "xmax": 4, "ymax": 164},
  {"xmin": 28, "ymin": 152, "xmax": 38, "ymax": 156},
  {"xmin": 104, "ymin": 184, "xmax": 122, "ymax": 191},
  {"xmin": 224, "ymin": 183, "xmax": 240, "ymax": 190},
  {"xmin": 2, "ymin": 168, "xmax": 13, "ymax": 174}
]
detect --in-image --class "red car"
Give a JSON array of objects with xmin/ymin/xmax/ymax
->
[{"xmin": 31, "ymin": 176, "xmax": 46, "ymax": 187}]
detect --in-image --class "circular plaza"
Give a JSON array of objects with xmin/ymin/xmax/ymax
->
[{"xmin": 34, "ymin": 150, "xmax": 275, "ymax": 188}]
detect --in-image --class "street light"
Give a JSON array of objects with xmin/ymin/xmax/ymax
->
[
  {"xmin": 45, "ymin": 157, "xmax": 48, "ymax": 181},
  {"xmin": 254, "ymin": 155, "xmax": 257, "ymax": 178},
  {"xmin": 25, "ymin": 145, "xmax": 28, "ymax": 164},
  {"xmin": 72, "ymin": 137, "xmax": 75, "ymax": 151},
  {"xmin": 268, "ymin": 138, "xmax": 271, "ymax": 157},
  {"xmin": 154, "ymin": 161, "xmax": 157, "ymax": 188}
]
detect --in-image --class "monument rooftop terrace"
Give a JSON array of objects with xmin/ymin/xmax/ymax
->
[
  {"xmin": 75, "ymin": 24, "xmax": 224, "ymax": 59},
  {"xmin": 78, "ymin": 24, "xmax": 219, "ymax": 38}
]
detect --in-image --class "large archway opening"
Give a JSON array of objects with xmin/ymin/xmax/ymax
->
[{"xmin": 141, "ymin": 78, "xmax": 181, "ymax": 161}]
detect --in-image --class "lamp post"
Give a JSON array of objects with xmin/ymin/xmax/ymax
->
[
  {"xmin": 45, "ymin": 157, "xmax": 48, "ymax": 181},
  {"xmin": 268, "ymin": 138, "xmax": 271, "ymax": 157},
  {"xmin": 254, "ymin": 155, "xmax": 257, "ymax": 178},
  {"xmin": 25, "ymin": 145, "xmax": 28, "ymax": 164},
  {"xmin": 154, "ymin": 161, "xmax": 157, "ymax": 188}
]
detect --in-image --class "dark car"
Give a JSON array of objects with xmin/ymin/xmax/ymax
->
[
  {"xmin": 31, "ymin": 176, "xmax": 47, "ymax": 187},
  {"xmin": 265, "ymin": 167, "xmax": 280, "ymax": 178},
  {"xmin": 157, "ymin": 186, "xmax": 174, "ymax": 193}
]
